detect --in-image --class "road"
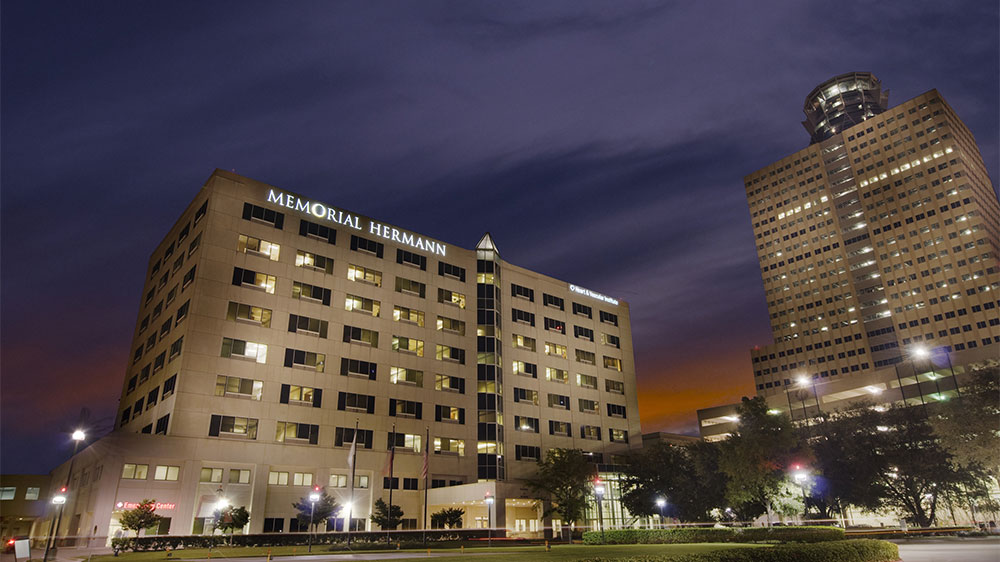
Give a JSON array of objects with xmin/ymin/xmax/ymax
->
[{"xmin": 896, "ymin": 538, "xmax": 1000, "ymax": 562}]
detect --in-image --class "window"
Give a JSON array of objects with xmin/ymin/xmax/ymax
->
[
  {"xmin": 601, "ymin": 333, "xmax": 620, "ymax": 348},
  {"xmin": 546, "ymin": 368, "xmax": 568, "ymax": 384},
  {"xmin": 221, "ymin": 338, "xmax": 268, "ymax": 363},
  {"xmin": 435, "ymin": 405, "xmax": 464, "ymax": 423},
  {"xmin": 296, "ymin": 250, "xmax": 334, "ymax": 274},
  {"xmin": 574, "ymin": 326, "xmax": 594, "ymax": 341},
  {"xmin": 215, "ymin": 375, "xmax": 263, "ymax": 400},
  {"xmin": 263, "ymin": 518, "xmax": 284, "ymax": 533},
  {"xmin": 268, "ymin": 471, "xmax": 289, "ymax": 485},
  {"xmin": 299, "ymin": 219, "xmax": 336, "ymax": 244},
  {"xmin": 165, "ymin": 285, "xmax": 177, "ymax": 305},
  {"xmin": 345, "ymin": 294, "xmax": 381, "ymax": 317},
  {"xmin": 194, "ymin": 199, "xmax": 208, "ymax": 224},
  {"xmin": 335, "ymin": 427, "xmax": 374, "ymax": 449},
  {"xmin": 229, "ymin": 469, "xmax": 251, "ymax": 484},
  {"xmin": 284, "ymin": 348, "xmax": 326, "ymax": 371},
  {"xmin": 512, "ymin": 334, "xmax": 536, "ymax": 351},
  {"xmin": 209, "ymin": 415, "xmax": 259, "ymax": 439},
  {"xmin": 434, "ymin": 437, "xmax": 465, "ymax": 456},
  {"xmin": 347, "ymin": 264, "xmax": 382, "ymax": 286},
  {"xmin": 514, "ymin": 415, "xmax": 539, "ymax": 433},
  {"xmin": 437, "ymin": 288, "xmax": 466, "ymax": 308},
  {"xmin": 175, "ymin": 300, "xmax": 190, "ymax": 325},
  {"xmin": 182, "ymin": 265, "xmax": 197, "ymax": 289},
  {"xmin": 288, "ymin": 314, "xmax": 328, "ymax": 337},
  {"xmin": 575, "ymin": 350, "xmax": 596, "ymax": 365},
  {"xmin": 607, "ymin": 403, "xmax": 627, "ymax": 418},
  {"xmin": 544, "ymin": 317, "xmax": 565, "ymax": 333},
  {"xmin": 395, "ymin": 277, "xmax": 426, "ymax": 298},
  {"xmin": 188, "ymin": 233, "xmax": 202, "ymax": 256},
  {"xmin": 512, "ymin": 308, "xmax": 534, "ymax": 326},
  {"xmin": 121, "ymin": 463, "xmax": 149, "ymax": 479},
  {"xmin": 435, "ymin": 344, "xmax": 465, "ymax": 364},
  {"xmin": 511, "ymin": 360, "xmax": 537, "ymax": 378},
  {"xmin": 177, "ymin": 223, "xmax": 190, "ymax": 243},
  {"xmin": 600, "ymin": 311, "xmax": 619, "ymax": 326},
  {"xmin": 549, "ymin": 421, "xmax": 571, "ymax": 437},
  {"xmin": 275, "ymin": 421, "xmax": 320, "ymax": 444},
  {"xmin": 139, "ymin": 315, "xmax": 150, "ymax": 335},
  {"xmin": 577, "ymin": 373, "xmax": 598, "ymax": 389},
  {"xmin": 543, "ymin": 294, "xmax": 565, "ymax": 310},
  {"xmin": 513, "ymin": 388, "xmax": 538, "ymax": 405},
  {"xmin": 200, "ymin": 468, "xmax": 223, "ymax": 483},
  {"xmin": 155, "ymin": 413, "xmax": 169, "ymax": 435},
  {"xmin": 610, "ymin": 429, "xmax": 629, "ymax": 443},
  {"xmin": 393, "ymin": 336, "xmax": 424, "ymax": 356},
  {"xmin": 243, "ymin": 203, "xmax": 284, "ymax": 228},
  {"xmin": 435, "ymin": 374, "xmax": 464, "ymax": 393},
  {"xmin": 545, "ymin": 342, "xmax": 567, "ymax": 358},
  {"xmin": 169, "ymin": 336, "xmax": 183, "ymax": 360},
  {"xmin": 438, "ymin": 261, "xmax": 466, "ymax": 281},
  {"xmin": 389, "ymin": 398, "xmax": 422, "ymax": 418},
  {"xmin": 238, "ymin": 234, "xmax": 280, "ymax": 260},
  {"xmin": 603, "ymin": 356, "xmax": 623, "ymax": 371},
  {"xmin": 511, "ymin": 284, "xmax": 534, "ymax": 301},
  {"xmin": 232, "ymin": 267, "xmax": 276, "ymax": 293},
  {"xmin": 146, "ymin": 387, "xmax": 159, "ymax": 409},
  {"xmin": 548, "ymin": 393, "xmax": 570, "ymax": 409},
  {"xmin": 153, "ymin": 352, "xmax": 165, "ymax": 374},
  {"xmin": 387, "ymin": 432, "xmax": 423, "ymax": 453},
  {"xmin": 341, "ymin": 358, "xmax": 377, "ymax": 380},
  {"xmin": 572, "ymin": 302, "xmax": 592, "ymax": 318},
  {"xmin": 159, "ymin": 319, "xmax": 171, "ymax": 340},
  {"xmin": 162, "ymin": 374, "xmax": 177, "ymax": 398},
  {"xmin": 396, "ymin": 249, "xmax": 427, "ymax": 270},
  {"xmin": 581, "ymin": 425, "xmax": 601, "ymax": 440},
  {"xmin": 153, "ymin": 465, "xmax": 180, "ymax": 481},
  {"xmin": 515, "ymin": 445, "xmax": 541, "ymax": 461},
  {"xmin": 437, "ymin": 316, "xmax": 466, "ymax": 335},
  {"xmin": 390, "ymin": 367, "xmax": 423, "ymax": 386},
  {"xmin": 338, "ymin": 392, "xmax": 375, "ymax": 413},
  {"xmin": 350, "ymin": 234, "xmax": 384, "ymax": 257},
  {"xmin": 292, "ymin": 281, "xmax": 331, "ymax": 305},
  {"xmin": 579, "ymin": 398, "xmax": 599, "ymax": 413},
  {"xmin": 24, "ymin": 487, "xmax": 40, "ymax": 500}
]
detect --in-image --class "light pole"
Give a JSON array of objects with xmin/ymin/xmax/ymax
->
[
  {"xmin": 594, "ymin": 479, "xmax": 606, "ymax": 544},
  {"xmin": 655, "ymin": 498, "xmax": 666, "ymax": 529},
  {"xmin": 44, "ymin": 429, "xmax": 85, "ymax": 562},
  {"xmin": 484, "ymin": 493, "xmax": 494, "ymax": 548},
  {"xmin": 308, "ymin": 489, "xmax": 320, "ymax": 552},
  {"xmin": 792, "ymin": 466, "xmax": 809, "ymax": 522}
]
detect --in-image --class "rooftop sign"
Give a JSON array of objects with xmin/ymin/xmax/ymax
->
[
  {"xmin": 266, "ymin": 189, "xmax": 446, "ymax": 256},
  {"xmin": 569, "ymin": 284, "xmax": 619, "ymax": 306}
]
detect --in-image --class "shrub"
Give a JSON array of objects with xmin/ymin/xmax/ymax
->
[
  {"xmin": 111, "ymin": 529, "xmax": 494, "ymax": 552},
  {"xmin": 579, "ymin": 539, "xmax": 898, "ymax": 562},
  {"xmin": 582, "ymin": 526, "xmax": 843, "ymax": 545}
]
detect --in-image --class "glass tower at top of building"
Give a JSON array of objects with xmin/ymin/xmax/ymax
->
[{"xmin": 802, "ymin": 72, "xmax": 890, "ymax": 145}]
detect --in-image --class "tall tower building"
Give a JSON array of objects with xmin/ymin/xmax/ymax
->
[
  {"xmin": 44, "ymin": 170, "xmax": 641, "ymax": 540},
  {"xmin": 742, "ymin": 73, "xmax": 999, "ymax": 412}
]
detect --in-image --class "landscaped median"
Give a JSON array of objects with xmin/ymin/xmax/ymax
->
[
  {"xmin": 578, "ymin": 539, "xmax": 898, "ymax": 562},
  {"xmin": 582, "ymin": 526, "xmax": 845, "ymax": 545}
]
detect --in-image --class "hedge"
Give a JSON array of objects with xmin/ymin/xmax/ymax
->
[
  {"xmin": 582, "ymin": 526, "xmax": 844, "ymax": 545},
  {"xmin": 111, "ymin": 529, "xmax": 493, "ymax": 552},
  {"xmin": 579, "ymin": 539, "xmax": 898, "ymax": 562}
]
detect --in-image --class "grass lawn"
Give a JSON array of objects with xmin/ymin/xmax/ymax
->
[{"xmin": 88, "ymin": 542, "xmax": 767, "ymax": 562}]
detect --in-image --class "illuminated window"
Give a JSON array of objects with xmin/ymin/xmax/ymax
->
[
  {"xmin": 211, "ymin": 415, "xmax": 259, "ymax": 439},
  {"xmin": 284, "ymin": 349, "xmax": 325, "ymax": 372},
  {"xmin": 24, "ymin": 487, "xmax": 40, "ymax": 500},
  {"xmin": 514, "ymin": 415, "xmax": 539, "ymax": 433},
  {"xmin": 275, "ymin": 421, "xmax": 319, "ymax": 444},
  {"xmin": 153, "ymin": 465, "xmax": 180, "ymax": 481},
  {"xmin": 345, "ymin": 294, "xmax": 381, "ymax": 317},
  {"xmin": 434, "ymin": 437, "xmax": 465, "ymax": 456},
  {"xmin": 512, "ymin": 360, "xmax": 537, "ymax": 378},
  {"xmin": 347, "ymin": 264, "xmax": 382, "ymax": 286},
  {"xmin": 578, "ymin": 399, "xmax": 599, "ymax": 414},
  {"xmin": 215, "ymin": 375, "xmax": 263, "ymax": 400},
  {"xmin": 603, "ymin": 356, "xmax": 623, "ymax": 371},
  {"xmin": 577, "ymin": 374, "xmax": 598, "ymax": 389},
  {"xmin": 547, "ymin": 393, "xmax": 570, "ymax": 410},
  {"xmin": 581, "ymin": 425, "xmax": 601, "ymax": 440},
  {"xmin": 393, "ymin": 336, "xmax": 424, "ymax": 357},
  {"xmin": 436, "ymin": 316, "xmax": 465, "ymax": 335},
  {"xmin": 575, "ymin": 350, "xmax": 595, "ymax": 365},
  {"xmin": 292, "ymin": 281, "xmax": 330, "ymax": 305},
  {"xmin": 267, "ymin": 471, "xmax": 288, "ymax": 485},
  {"xmin": 121, "ymin": 463, "xmax": 149, "ymax": 480},
  {"xmin": 390, "ymin": 367, "xmax": 423, "ymax": 386},
  {"xmin": 229, "ymin": 469, "xmax": 251, "ymax": 484},
  {"xmin": 393, "ymin": 305, "xmax": 425, "ymax": 326},
  {"xmin": 436, "ymin": 405, "xmax": 463, "ymax": 423},
  {"xmin": 200, "ymin": 468, "xmax": 223, "ymax": 483},
  {"xmin": 513, "ymin": 388, "xmax": 537, "ymax": 405},
  {"xmin": 221, "ymin": 338, "xmax": 268, "ymax": 363},
  {"xmin": 610, "ymin": 429, "xmax": 629, "ymax": 443},
  {"xmin": 512, "ymin": 334, "xmax": 536, "ymax": 351},
  {"xmin": 435, "ymin": 374, "xmax": 464, "ymax": 393},
  {"xmin": 545, "ymin": 342, "xmax": 567, "ymax": 358},
  {"xmin": 546, "ymin": 368, "xmax": 569, "ymax": 384},
  {"xmin": 549, "ymin": 421, "xmax": 571, "ymax": 437},
  {"xmin": 436, "ymin": 344, "xmax": 465, "ymax": 364},
  {"xmin": 343, "ymin": 326, "xmax": 378, "ymax": 347},
  {"xmin": 606, "ymin": 380, "xmax": 625, "ymax": 394},
  {"xmin": 237, "ymin": 234, "xmax": 280, "ymax": 261},
  {"xmin": 437, "ymin": 288, "xmax": 466, "ymax": 308},
  {"xmin": 296, "ymin": 250, "xmax": 334, "ymax": 274},
  {"xmin": 232, "ymin": 267, "xmax": 275, "ymax": 293},
  {"xmin": 388, "ymin": 432, "xmax": 422, "ymax": 453}
]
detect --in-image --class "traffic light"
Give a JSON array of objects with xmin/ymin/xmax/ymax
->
[
  {"xmin": 313, "ymin": 485, "xmax": 321, "ymax": 492},
  {"xmin": 59, "ymin": 486, "xmax": 67, "ymax": 493}
]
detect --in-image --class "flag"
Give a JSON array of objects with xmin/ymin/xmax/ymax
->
[
  {"xmin": 382, "ymin": 442, "xmax": 395, "ymax": 477},
  {"xmin": 420, "ymin": 432, "xmax": 429, "ymax": 480},
  {"xmin": 347, "ymin": 429, "xmax": 357, "ymax": 473}
]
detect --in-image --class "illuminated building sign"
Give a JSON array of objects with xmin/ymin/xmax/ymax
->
[
  {"xmin": 568, "ymin": 284, "xmax": 619, "ymax": 306},
  {"xmin": 267, "ymin": 189, "xmax": 446, "ymax": 256},
  {"xmin": 115, "ymin": 501, "xmax": 176, "ymax": 510}
]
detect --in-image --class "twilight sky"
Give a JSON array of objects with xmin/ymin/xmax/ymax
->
[{"xmin": 2, "ymin": 1, "xmax": 997, "ymax": 473}]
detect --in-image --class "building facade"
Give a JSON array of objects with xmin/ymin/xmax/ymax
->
[
  {"xmin": 45, "ymin": 170, "xmax": 641, "ymax": 541},
  {"xmin": 701, "ymin": 73, "xmax": 1000, "ymax": 439}
]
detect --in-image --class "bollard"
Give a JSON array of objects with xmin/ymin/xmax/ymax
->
[
  {"xmin": 267, "ymin": 548, "xmax": 272, "ymax": 562},
  {"xmin": 461, "ymin": 545, "xmax": 465, "ymax": 554},
  {"xmin": 397, "ymin": 541, "xmax": 401, "ymax": 550},
  {"xmin": 427, "ymin": 548, "xmax": 431, "ymax": 556},
  {"xmin": 545, "ymin": 540, "xmax": 550, "ymax": 551}
]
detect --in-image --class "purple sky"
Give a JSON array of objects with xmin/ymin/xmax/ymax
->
[{"xmin": 2, "ymin": 1, "xmax": 998, "ymax": 474}]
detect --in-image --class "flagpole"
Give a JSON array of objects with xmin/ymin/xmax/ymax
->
[
  {"xmin": 347, "ymin": 419, "xmax": 358, "ymax": 548},
  {"xmin": 387, "ymin": 422, "xmax": 396, "ymax": 544},
  {"xmin": 422, "ymin": 427, "xmax": 429, "ymax": 545}
]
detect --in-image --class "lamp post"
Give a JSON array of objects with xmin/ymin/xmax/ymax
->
[
  {"xmin": 594, "ymin": 479, "xmax": 606, "ymax": 544},
  {"xmin": 44, "ymin": 429, "xmax": 85, "ymax": 562},
  {"xmin": 655, "ymin": 498, "xmax": 666, "ymax": 529},
  {"xmin": 484, "ymin": 493, "xmax": 494, "ymax": 548},
  {"xmin": 792, "ymin": 466, "xmax": 809, "ymax": 522},
  {"xmin": 308, "ymin": 489, "xmax": 320, "ymax": 552}
]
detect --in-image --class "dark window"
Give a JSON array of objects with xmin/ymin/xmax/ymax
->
[
  {"xmin": 299, "ymin": 219, "xmax": 337, "ymax": 244},
  {"xmin": 543, "ymin": 294, "xmax": 564, "ymax": 310},
  {"xmin": 337, "ymin": 392, "xmax": 376, "ymax": 414},
  {"xmin": 574, "ymin": 325, "xmax": 594, "ymax": 341},
  {"xmin": 396, "ymin": 249, "xmax": 427, "ymax": 270},
  {"xmin": 515, "ymin": 445, "xmax": 541, "ymax": 461},
  {"xmin": 162, "ymin": 374, "xmax": 177, "ymax": 398},
  {"xmin": 511, "ymin": 284, "xmax": 534, "ymax": 301},
  {"xmin": 194, "ymin": 200, "xmax": 208, "ymax": 225},
  {"xmin": 155, "ymin": 414, "xmax": 169, "ymax": 435},
  {"xmin": 607, "ymin": 403, "xmax": 627, "ymax": 418},
  {"xmin": 288, "ymin": 314, "xmax": 329, "ymax": 338},
  {"xmin": 544, "ymin": 317, "xmax": 565, "ymax": 333},
  {"xmin": 335, "ymin": 427, "xmax": 374, "ymax": 448},
  {"xmin": 438, "ymin": 262, "xmax": 466, "ymax": 281},
  {"xmin": 600, "ymin": 311, "xmax": 619, "ymax": 326},
  {"xmin": 262, "ymin": 518, "xmax": 285, "ymax": 533},
  {"xmin": 341, "ymin": 358, "xmax": 377, "ymax": 380},
  {"xmin": 512, "ymin": 309, "xmax": 535, "ymax": 326},
  {"xmin": 572, "ymin": 302, "xmax": 592, "ymax": 318},
  {"xmin": 242, "ymin": 203, "xmax": 284, "ymax": 229},
  {"xmin": 350, "ymin": 235, "xmax": 384, "ymax": 258}
]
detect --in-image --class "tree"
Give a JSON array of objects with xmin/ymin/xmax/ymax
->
[
  {"xmin": 523, "ymin": 448, "xmax": 594, "ymax": 541},
  {"xmin": 717, "ymin": 397, "xmax": 805, "ymax": 525},
  {"xmin": 117, "ymin": 499, "xmax": 163, "ymax": 537},
  {"xmin": 292, "ymin": 491, "xmax": 340, "ymax": 533},
  {"xmin": 214, "ymin": 505, "xmax": 250, "ymax": 541},
  {"xmin": 369, "ymin": 498, "xmax": 403, "ymax": 530},
  {"xmin": 619, "ymin": 440, "xmax": 731, "ymax": 522},
  {"xmin": 430, "ymin": 507, "xmax": 464, "ymax": 529},
  {"xmin": 930, "ymin": 366, "xmax": 1000, "ymax": 486}
]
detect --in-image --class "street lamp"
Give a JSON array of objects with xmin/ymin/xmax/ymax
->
[
  {"xmin": 308, "ymin": 488, "xmax": 321, "ymax": 553},
  {"xmin": 44, "ymin": 429, "xmax": 86, "ymax": 562},
  {"xmin": 484, "ymin": 493, "xmax": 494, "ymax": 548},
  {"xmin": 791, "ymin": 465, "xmax": 809, "ymax": 521},
  {"xmin": 655, "ymin": 498, "xmax": 666, "ymax": 529},
  {"xmin": 593, "ymin": 479, "xmax": 606, "ymax": 544}
]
